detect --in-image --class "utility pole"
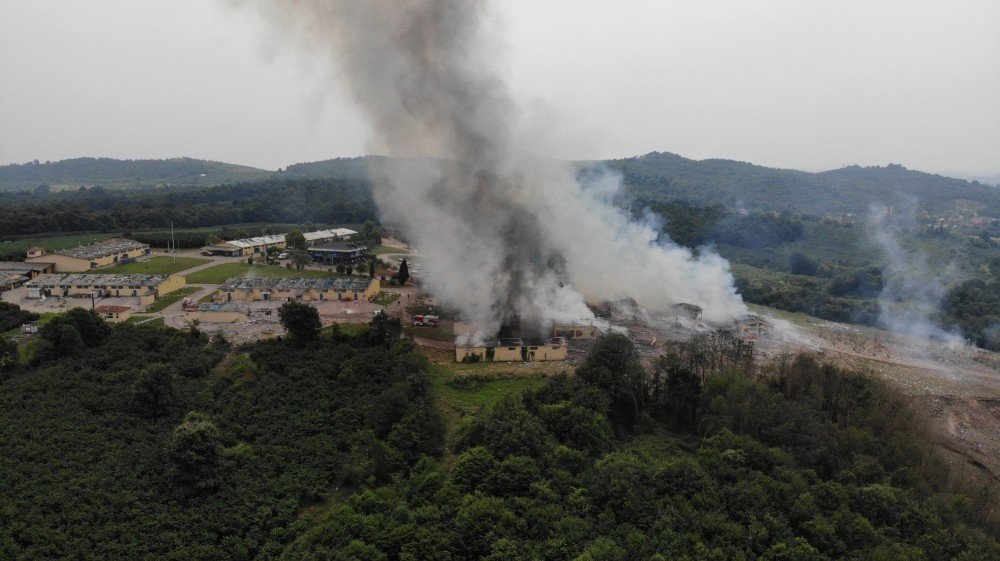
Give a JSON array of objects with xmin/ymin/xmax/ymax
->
[{"xmin": 170, "ymin": 220, "xmax": 176, "ymax": 264}]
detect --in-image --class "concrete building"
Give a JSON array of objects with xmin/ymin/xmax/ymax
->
[
  {"xmin": 553, "ymin": 322, "xmax": 597, "ymax": 340},
  {"xmin": 25, "ymin": 238, "xmax": 149, "ymax": 272},
  {"xmin": 200, "ymin": 228, "xmax": 359, "ymax": 256},
  {"xmin": 94, "ymin": 305, "xmax": 131, "ymax": 323},
  {"xmin": 26, "ymin": 246, "xmax": 46, "ymax": 258},
  {"xmin": 308, "ymin": 241, "xmax": 368, "ymax": 265},
  {"xmin": 25, "ymin": 273, "xmax": 185, "ymax": 306},
  {"xmin": 185, "ymin": 302, "xmax": 249, "ymax": 324},
  {"xmin": 0, "ymin": 262, "xmax": 55, "ymax": 292},
  {"xmin": 219, "ymin": 277, "xmax": 380, "ymax": 303},
  {"xmin": 455, "ymin": 337, "xmax": 568, "ymax": 363}
]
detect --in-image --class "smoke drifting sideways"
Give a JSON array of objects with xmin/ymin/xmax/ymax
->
[
  {"xmin": 243, "ymin": 0, "xmax": 746, "ymax": 340},
  {"xmin": 868, "ymin": 205, "xmax": 964, "ymax": 348}
]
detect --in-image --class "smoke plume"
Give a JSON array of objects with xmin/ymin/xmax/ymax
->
[
  {"xmin": 868, "ymin": 204, "xmax": 964, "ymax": 346},
  {"xmin": 244, "ymin": 1, "xmax": 745, "ymax": 338}
]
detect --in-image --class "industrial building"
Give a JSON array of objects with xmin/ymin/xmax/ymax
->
[
  {"xmin": 25, "ymin": 273, "xmax": 186, "ymax": 306},
  {"xmin": 552, "ymin": 322, "xmax": 597, "ymax": 339},
  {"xmin": 219, "ymin": 277, "xmax": 380, "ymax": 303},
  {"xmin": 200, "ymin": 228, "xmax": 358, "ymax": 256},
  {"xmin": 456, "ymin": 337, "xmax": 568, "ymax": 363},
  {"xmin": 94, "ymin": 305, "xmax": 131, "ymax": 323},
  {"xmin": 308, "ymin": 241, "xmax": 368, "ymax": 265},
  {"xmin": 25, "ymin": 238, "xmax": 149, "ymax": 272},
  {"xmin": 0, "ymin": 262, "xmax": 55, "ymax": 292}
]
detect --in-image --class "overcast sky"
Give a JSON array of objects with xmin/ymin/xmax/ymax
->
[{"xmin": 1, "ymin": 1, "xmax": 998, "ymax": 176}]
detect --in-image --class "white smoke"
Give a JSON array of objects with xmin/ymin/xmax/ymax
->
[
  {"xmin": 868, "ymin": 204, "xmax": 964, "ymax": 347},
  {"xmin": 241, "ymin": 0, "xmax": 746, "ymax": 336}
]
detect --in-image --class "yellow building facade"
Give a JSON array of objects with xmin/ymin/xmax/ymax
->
[
  {"xmin": 26, "ymin": 238, "xmax": 149, "ymax": 272},
  {"xmin": 455, "ymin": 337, "xmax": 568, "ymax": 363}
]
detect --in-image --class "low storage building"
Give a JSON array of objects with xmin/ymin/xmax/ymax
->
[
  {"xmin": 456, "ymin": 337, "xmax": 568, "ymax": 363},
  {"xmin": 94, "ymin": 305, "xmax": 131, "ymax": 323},
  {"xmin": 220, "ymin": 277, "xmax": 380, "ymax": 303},
  {"xmin": 25, "ymin": 273, "xmax": 185, "ymax": 306},
  {"xmin": 25, "ymin": 238, "xmax": 149, "ymax": 272}
]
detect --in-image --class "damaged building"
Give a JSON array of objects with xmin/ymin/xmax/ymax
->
[
  {"xmin": 25, "ymin": 238, "xmax": 149, "ymax": 272},
  {"xmin": 219, "ymin": 277, "xmax": 380, "ymax": 303},
  {"xmin": 25, "ymin": 273, "xmax": 186, "ymax": 306},
  {"xmin": 455, "ymin": 336, "xmax": 568, "ymax": 363}
]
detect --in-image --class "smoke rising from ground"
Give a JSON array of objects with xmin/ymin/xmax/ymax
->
[
  {"xmin": 869, "ymin": 205, "xmax": 964, "ymax": 347},
  {"xmin": 244, "ymin": 0, "xmax": 745, "ymax": 337}
]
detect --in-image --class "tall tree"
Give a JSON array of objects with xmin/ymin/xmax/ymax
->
[
  {"xmin": 278, "ymin": 301, "xmax": 321, "ymax": 342},
  {"xmin": 398, "ymin": 259, "xmax": 409, "ymax": 285},
  {"xmin": 285, "ymin": 229, "xmax": 307, "ymax": 251}
]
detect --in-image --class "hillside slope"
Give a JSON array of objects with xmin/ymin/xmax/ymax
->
[{"xmin": 0, "ymin": 157, "xmax": 271, "ymax": 191}]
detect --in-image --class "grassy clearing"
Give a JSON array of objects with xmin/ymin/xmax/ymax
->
[
  {"xmin": 370, "ymin": 291, "xmax": 400, "ymax": 306},
  {"xmin": 82, "ymin": 256, "xmax": 209, "ymax": 276},
  {"xmin": 123, "ymin": 315, "xmax": 164, "ymax": 326},
  {"xmin": 429, "ymin": 362, "xmax": 549, "ymax": 417},
  {"xmin": 184, "ymin": 263, "xmax": 345, "ymax": 284},
  {"xmin": 145, "ymin": 286, "xmax": 201, "ymax": 313},
  {"xmin": 404, "ymin": 324, "xmax": 454, "ymax": 342},
  {"xmin": 322, "ymin": 322, "xmax": 371, "ymax": 338}
]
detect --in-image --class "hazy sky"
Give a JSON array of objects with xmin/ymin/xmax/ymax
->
[{"xmin": 1, "ymin": 1, "xmax": 998, "ymax": 175}]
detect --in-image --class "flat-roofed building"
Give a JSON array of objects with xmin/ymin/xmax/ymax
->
[
  {"xmin": 25, "ymin": 273, "xmax": 185, "ymax": 306},
  {"xmin": 553, "ymin": 322, "xmax": 597, "ymax": 340},
  {"xmin": 94, "ymin": 305, "xmax": 131, "ymax": 323},
  {"xmin": 308, "ymin": 241, "xmax": 368, "ymax": 265},
  {"xmin": 25, "ymin": 238, "xmax": 149, "ymax": 272},
  {"xmin": 0, "ymin": 262, "xmax": 56, "ymax": 292},
  {"xmin": 220, "ymin": 276, "xmax": 380, "ymax": 303}
]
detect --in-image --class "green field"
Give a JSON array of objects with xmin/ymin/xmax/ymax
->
[
  {"xmin": 81, "ymin": 256, "xmax": 209, "ymax": 276},
  {"xmin": 144, "ymin": 286, "xmax": 201, "ymax": 313},
  {"xmin": 429, "ymin": 364, "xmax": 549, "ymax": 416},
  {"xmin": 123, "ymin": 315, "xmax": 165, "ymax": 326},
  {"xmin": 0, "ymin": 233, "xmax": 113, "ymax": 255},
  {"xmin": 184, "ymin": 263, "xmax": 346, "ymax": 284}
]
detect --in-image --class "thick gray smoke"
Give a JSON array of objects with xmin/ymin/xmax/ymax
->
[
  {"xmin": 868, "ymin": 205, "xmax": 964, "ymax": 346},
  {"xmin": 244, "ymin": 1, "xmax": 745, "ymax": 339}
]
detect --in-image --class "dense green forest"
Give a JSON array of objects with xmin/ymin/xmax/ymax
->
[
  {"xmin": 0, "ymin": 157, "xmax": 271, "ymax": 191},
  {"xmin": 1, "ymin": 308, "xmax": 997, "ymax": 559},
  {"xmin": 0, "ymin": 179, "xmax": 377, "ymax": 238}
]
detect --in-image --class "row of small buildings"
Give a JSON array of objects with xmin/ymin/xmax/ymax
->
[{"xmin": 25, "ymin": 238, "xmax": 150, "ymax": 272}]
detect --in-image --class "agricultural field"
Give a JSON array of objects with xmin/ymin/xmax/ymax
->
[
  {"xmin": 184, "ymin": 262, "xmax": 346, "ymax": 284},
  {"xmin": 0, "ymin": 233, "xmax": 113, "ymax": 256},
  {"xmin": 81, "ymin": 256, "xmax": 209, "ymax": 276}
]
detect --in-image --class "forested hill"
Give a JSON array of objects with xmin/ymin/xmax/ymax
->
[
  {"xmin": 0, "ymin": 157, "xmax": 271, "ymax": 191},
  {"xmin": 603, "ymin": 152, "xmax": 1000, "ymax": 216},
  {"xmin": 5, "ymin": 153, "xmax": 998, "ymax": 217}
]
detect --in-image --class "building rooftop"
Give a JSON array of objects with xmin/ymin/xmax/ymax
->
[
  {"xmin": 310, "ymin": 241, "xmax": 367, "ymax": 252},
  {"xmin": 197, "ymin": 302, "xmax": 246, "ymax": 312},
  {"xmin": 52, "ymin": 238, "xmax": 147, "ymax": 260},
  {"xmin": 206, "ymin": 228, "xmax": 360, "ymax": 250},
  {"xmin": 0, "ymin": 261, "xmax": 53, "ymax": 272},
  {"xmin": 27, "ymin": 273, "xmax": 171, "ymax": 287},
  {"xmin": 221, "ymin": 276, "xmax": 374, "ymax": 292}
]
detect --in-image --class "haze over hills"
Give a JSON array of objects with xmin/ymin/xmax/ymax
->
[
  {"xmin": 2, "ymin": 152, "xmax": 998, "ymax": 217},
  {"xmin": 0, "ymin": 157, "xmax": 271, "ymax": 191}
]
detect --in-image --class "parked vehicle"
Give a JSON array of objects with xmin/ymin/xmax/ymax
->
[{"xmin": 411, "ymin": 314, "xmax": 439, "ymax": 327}]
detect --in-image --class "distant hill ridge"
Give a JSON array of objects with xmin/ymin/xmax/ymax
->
[
  {"xmin": 0, "ymin": 157, "xmax": 270, "ymax": 191},
  {"xmin": 2, "ymin": 152, "xmax": 996, "ymax": 216}
]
